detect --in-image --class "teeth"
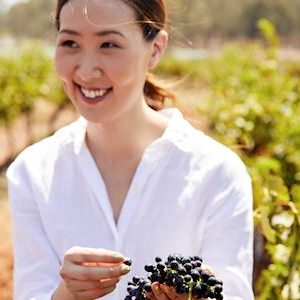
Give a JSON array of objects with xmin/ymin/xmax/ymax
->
[{"xmin": 80, "ymin": 87, "xmax": 109, "ymax": 99}]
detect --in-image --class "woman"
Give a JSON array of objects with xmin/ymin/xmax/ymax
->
[{"xmin": 7, "ymin": 0, "xmax": 254, "ymax": 299}]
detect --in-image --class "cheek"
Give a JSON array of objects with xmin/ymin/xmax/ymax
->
[
  {"xmin": 54, "ymin": 50, "xmax": 72, "ymax": 82},
  {"xmin": 109, "ymin": 51, "xmax": 149, "ymax": 88}
]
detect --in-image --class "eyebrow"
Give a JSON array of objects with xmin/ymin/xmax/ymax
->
[{"xmin": 59, "ymin": 29, "xmax": 125, "ymax": 38}]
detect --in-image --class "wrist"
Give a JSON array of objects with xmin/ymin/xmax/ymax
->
[{"xmin": 52, "ymin": 281, "xmax": 75, "ymax": 300}]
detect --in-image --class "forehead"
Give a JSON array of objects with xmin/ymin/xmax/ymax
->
[{"xmin": 60, "ymin": 0, "xmax": 137, "ymax": 30}]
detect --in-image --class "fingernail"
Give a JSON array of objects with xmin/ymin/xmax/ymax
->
[
  {"xmin": 121, "ymin": 265, "xmax": 131, "ymax": 274},
  {"xmin": 114, "ymin": 254, "xmax": 124, "ymax": 261}
]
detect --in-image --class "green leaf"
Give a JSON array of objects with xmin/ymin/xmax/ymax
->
[
  {"xmin": 291, "ymin": 184, "xmax": 300, "ymax": 203},
  {"xmin": 266, "ymin": 175, "xmax": 290, "ymax": 204},
  {"xmin": 256, "ymin": 207, "xmax": 276, "ymax": 243}
]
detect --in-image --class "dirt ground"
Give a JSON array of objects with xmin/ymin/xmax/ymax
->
[{"xmin": 0, "ymin": 199, "xmax": 13, "ymax": 300}]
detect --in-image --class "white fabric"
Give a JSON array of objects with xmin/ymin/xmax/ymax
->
[{"xmin": 7, "ymin": 108, "xmax": 254, "ymax": 300}]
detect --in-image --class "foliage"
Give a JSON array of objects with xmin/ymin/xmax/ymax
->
[
  {"xmin": 155, "ymin": 53, "xmax": 211, "ymax": 85},
  {"xmin": 198, "ymin": 20, "xmax": 300, "ymax": 300},
  {"xmin": 2, "ymin": 0, "xmax": 300, "ymax": 42},
  {"xmin": 237, "ymin": 0, "xmax": 299, "ymax": 38},
  {"xmin": 0, "ymin": 41, "xmax": 50, "ymax": 124},
  {"xmin": 3, "ymin": 0, "xmax": 56, "ymax": 39},
  {"xmin": 0, "ymin": 41, "xmax": 66, "ymax": 120},
  {"xmin": 0, "ymin": 40, "xmax": 68, "ymax": 147}
]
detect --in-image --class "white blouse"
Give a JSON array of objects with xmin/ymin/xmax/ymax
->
[{"xmin": 7, "ymin": 108, "xmax": 254, "ymax": 300}]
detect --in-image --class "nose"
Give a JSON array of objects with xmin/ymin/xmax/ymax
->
[{"xmin": 75, "ymin": 54, "xmax": 102, "ymax": 82}]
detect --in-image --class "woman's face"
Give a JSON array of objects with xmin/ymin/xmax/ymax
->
[{"xmin": 55, "ymin": 0, "xmax": 166, "ymax": 124}]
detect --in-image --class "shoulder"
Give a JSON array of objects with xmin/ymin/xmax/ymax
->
[
  {"xmin": 182, "ymin": 128, "xmax": 253, "ymax": 211},
  {"xmin": 195, "ymin": 130, "xmax": 248, "ymax": 174},
  {"xmin": 164, "ymin": 109, "xmax": 253, "ymax": 214},
  {"xmin": 6, "ymin": 118, "xmax": 85, "ymax": 180},
  {"xmin": 169, "ymin": 112, "xmax": 249, "ymax": 179}
]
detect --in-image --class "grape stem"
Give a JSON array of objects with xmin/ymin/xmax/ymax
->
[{"xmin": 188, "ymin": 282, "xmax": 194, "ymax": 300}]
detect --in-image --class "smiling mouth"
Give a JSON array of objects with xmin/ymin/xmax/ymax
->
[{"xmin": 77, "ymin": 84, "xmax": 113, "ymax": 101}]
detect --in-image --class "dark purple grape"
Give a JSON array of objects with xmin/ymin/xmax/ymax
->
[
  {"xmin": 125, "ymin": 254, "xmax": 223, "ymax": 300},
  {"xmin": 124, "ymin": 258, "xmax": 132, "ymax": 266}
]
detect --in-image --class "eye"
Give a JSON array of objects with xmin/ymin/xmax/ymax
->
[
  {"xmin": 101, "ymin": 42, "xmax": 118, "ymax": 49},
  {"xmin": 60, "ymin": 40, "xmax": 79, "ymax": 49}
]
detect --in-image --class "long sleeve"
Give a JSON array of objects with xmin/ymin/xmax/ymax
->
[
  {"xmin": 5, "ymin": 109, "xmax": 255, "ymax": 300},
  {"xmin": 6, "ymin": 156, "xmax": 61, "ymax": 300},
  {"xmin": 200, "ymin": 155, "xmax": 254, "ymax": 300}
]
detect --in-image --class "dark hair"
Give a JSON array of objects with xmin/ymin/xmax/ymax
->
[{"xmin": 55, "ymin": 0, "xmax": 176, "ymax": 110}]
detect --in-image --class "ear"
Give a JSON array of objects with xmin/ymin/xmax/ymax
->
[{"xmin": 148, "ymin": 30, "xmax": 168, "ymax": 70}]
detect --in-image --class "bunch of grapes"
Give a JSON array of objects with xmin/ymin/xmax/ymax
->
[{"xmin": 124, "ymin": 254, "xmax": 223, "ymax": 300}]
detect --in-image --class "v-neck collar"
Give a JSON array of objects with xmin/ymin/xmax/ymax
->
[
  {"xmin": 73, "ymin": 108, "xmax": 190, "ymax": 240},
  {"xmin": 73, "ymin": 108, "xmax": 196, "ymax": 155},
  {"xmin": 77, "ymin": 130, "xmax": 170, "ymax": 241}
]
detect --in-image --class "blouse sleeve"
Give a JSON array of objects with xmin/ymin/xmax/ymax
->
[
  {"xmin": 200, "ymin": 154, "xmax": 254, "ymax": 300},
  {"xmin": 6, "ymin": 155, "xmax": 61, "ymax": 300}
]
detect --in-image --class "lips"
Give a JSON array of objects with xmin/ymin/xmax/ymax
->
[{"xmin": 75, "ymin": 84, "xmax": 113, "ymax": 102}]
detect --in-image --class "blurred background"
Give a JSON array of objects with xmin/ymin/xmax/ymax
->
[
  {"xmin": 0, "ymin": 0, "xmax": 300, "ymax": 299},
  {"xmin": 1, "ymin": 0, "xmax": 300, "ymax": 45}
]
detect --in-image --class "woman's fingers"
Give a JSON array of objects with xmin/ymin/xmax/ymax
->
[
  {"xmin": 146, "ymin": 292, "xmax": 156, "ymax": 300},
  {"xmin": 147, "ymin": 263, "xmax": 216, "ymax": 300},
  {"xmin": 59, "ymin": 246, "xmax": 130, "ymax": 299},
  {"xmin": 201, "ymin": 264, "xmax": 215, "ymax": 275},
  {"xmin": 60, "ymin": 260, "xmax": 130, "ymax": 281},
  {"xmin": 161, "ymin": 285, "xmax": 191, "ymax": 300},
  {"xmin": 151, "ymin": 283, "xmax": 172, "ymax": 300},
  {"xmin": 160, "ymin": 285, "xmax": 181, "ymax": 299},
  {"xmin": 64, "ymin": 277, "xmax": 120, "ymax": 292},
  {"xmin": 146, "ymin": 265, "xmax": 217, "ymax": 300},
  {"xmin": 64, "ymin": 246, "xmax": 124, "ymax": 264},
  {"xmin": 99, "ymin": 277, "xmax": 121, "ymax": 288},
  {"xmin": 159, "ymin": 283, "xmax": 213, "ymax": 300},
  {"xmin": 74, "ymin": 284, "xmax": 117, "ymax": 299}
]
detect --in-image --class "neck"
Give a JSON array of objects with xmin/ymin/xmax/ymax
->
[{"xmin": 85, "ymin": 102, "xmax": 168, "ymax": 162}]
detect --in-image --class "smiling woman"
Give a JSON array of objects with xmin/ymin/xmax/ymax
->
[
  {"xmin": 6, "ymin": 1, "xmax": 254, "ymax": 300},
  {"xmin": 54, "ymin": 0, "xmax": 160, "ymax": 125}
]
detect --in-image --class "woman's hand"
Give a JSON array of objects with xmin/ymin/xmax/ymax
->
[
  {"xmin": 146, "ymin": 265, "xmax": 214, "ymax": 300},
  {"xmin": 148, "ymin": 284, "xmax": 211, "ymax": 300},
  {"xmin": 52, "ymin": 246, "xmax": 130, "ymax": 300},
  {"xmin": 148, "ymin": 283, "xmax": 187, "ymax": 300}
]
